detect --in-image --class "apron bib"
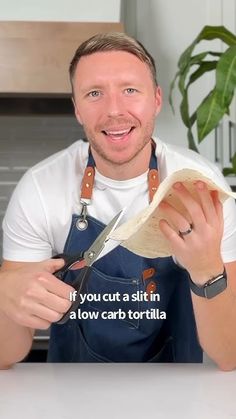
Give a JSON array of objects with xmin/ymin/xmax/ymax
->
[{"xmin": 48, "ymin": 144, "xmax": 202, "ymax": 363}]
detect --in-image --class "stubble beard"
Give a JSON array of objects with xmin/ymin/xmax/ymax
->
[{"xmin": 83, "ymin": 118, "xmax": 155, "ymax": 167}]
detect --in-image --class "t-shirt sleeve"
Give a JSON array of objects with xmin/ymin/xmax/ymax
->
[
  {"xmin": 221, "ymin": 196, "xmax": 236, "ymax": 263},
  {"xmin": 208, "ymin": 164, "xmax": 236, "ymax": 263},
  {"xmin": 2, "ymin": 170, "xmax": 53, "ymax": 262}
]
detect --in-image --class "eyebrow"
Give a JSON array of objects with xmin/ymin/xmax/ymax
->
[
  {"xmin": 79, "ymin": 85, "xmax": 104, "ymax": 94},
  {"xmin": 79, "ymin": 80, "xmax": 143, "ymax": 93}
]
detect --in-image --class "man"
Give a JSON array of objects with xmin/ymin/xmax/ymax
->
[{"xmin": 1, "ymin": 32, "xmax": 236, "ymax": 368}]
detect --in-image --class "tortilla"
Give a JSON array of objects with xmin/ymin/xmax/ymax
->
[{"xmin": 110, "ymin": 168, "xmax": 236, "ymax": 258}]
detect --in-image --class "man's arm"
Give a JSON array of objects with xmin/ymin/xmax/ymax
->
[
  {"xmin": 0, "ymin": 261, "xmax": 35, "ymax": 368},
  {"xmin": 191, "ymin": 260, "xmax": 236, "ymax": 371},
  {"xmin": 0, "ymin": 258, "xmax": 73, "ymax": 369},
  {"xmin": 159, "ymin": 181, "xmax": 236, "ymax": 371}
]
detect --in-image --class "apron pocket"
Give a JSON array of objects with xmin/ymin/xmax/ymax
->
[
  {"xmin": 73, "ymin": 323, "xmax": 111, "ymax": 362},
  {"xmin": 82, "ymin": 266, "xmax": 141, "ymax": 329},
  {"xmin": 148, "ymin": 336, "xmax": 175, "ymax": 363}
]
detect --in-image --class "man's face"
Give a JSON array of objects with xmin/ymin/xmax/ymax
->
[{"xmin": 72, "ymin": 50, "xmax": 162, "ymax": 168}]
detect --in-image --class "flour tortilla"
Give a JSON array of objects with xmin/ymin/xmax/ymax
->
[{"xmin": 110, "ymin": 168, "xmax": 236, "ymax": 258}]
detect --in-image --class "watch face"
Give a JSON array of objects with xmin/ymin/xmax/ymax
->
[{"xmin": 204, "ymin": 276, "xmax": 227, "ymax": 299}]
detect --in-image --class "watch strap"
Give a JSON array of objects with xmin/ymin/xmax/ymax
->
[{"xmin": 188, "ymin": 268, "xmax": 227, "ymax": 299}]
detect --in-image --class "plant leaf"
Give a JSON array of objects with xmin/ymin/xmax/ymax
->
[
  {"xmin": 187, "ymin": 128, "xmax": 199, "ymax": 152},
  {"xmin": 169, "ymin": 51, "xmax": 222, "ymax": 110},
  {"xmin": 222, "ymin": 167, "xmax": 236, "ymax": 176},
  {"xmin": 197, "ymin": 90, "xmax": 226, "ymax": 142},
  {"xmin": 215, "ymin": 45, "xmax": 236, "ymax": 109},
  {"xmin": 190, "ymin": 51, "xmax": 221, "ymax": 65},
  {"xmin": 187, "ymin": 113, "xmax": 198, "ymax": 152},
  {"xmin": 176, "ymin": 26, "xmax": 236, "ymax": 96},
  {"xmin": 232, "ymin": 152, "xmax": 236, "ymax": 171},
  {"xmin": 196, "ymin": 26, "xmax": 236, "ymax": 46},
  {"xmin": 178, "ymin": 26, "xmax": 236, "ymax": 73},
  {"xmin": 178, "ymin": 66, "xmax": 190, "ymax": 95},
  {"xmin": 169, "ymin": 26, "xmax": 236, "ymax": 151},
  {"xmin": 187, "ymin": 61, "xmax": 218, "ymax": 87},
  {"xmin": 169, "ymin": 71, "xmax": 180, "ymax": 113},
  {"xmin": 190, "ymin": 112, "xmax": 197, "ymax": 126},
  {"xmin": 180, "ymin": 91, "xmax": 190, "ymax": 127}
]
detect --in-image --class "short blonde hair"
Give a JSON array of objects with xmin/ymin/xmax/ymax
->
[{"xmin": 69, "ymin": 32, "xmax": 158, "ymax": 88}]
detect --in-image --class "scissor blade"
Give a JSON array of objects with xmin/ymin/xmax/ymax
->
[
  {"xmin": 83, "ymin": 208, "xmax": 125, "ymax": 265},
  {"xmin": 94, "ymin": 237, "xmax": 122, "ymax": 262}
]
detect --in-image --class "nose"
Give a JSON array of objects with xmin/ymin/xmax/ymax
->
[{"xmin": 106, "ymin": 92, "xmax": 125, "ymax": 117}]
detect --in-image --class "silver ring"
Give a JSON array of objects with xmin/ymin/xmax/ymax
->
[{"xmin": 179, "ymin": 223, "xmax": 193, "ymax": 238}]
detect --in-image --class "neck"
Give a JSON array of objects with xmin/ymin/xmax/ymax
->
[{"xmin": 91, "ymin": 141, "xmax": 153, "ymax": 180}]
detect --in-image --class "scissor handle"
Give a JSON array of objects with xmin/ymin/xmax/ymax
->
[
  {"xmin": 52, "ymin": 253, "xmax": 84, "ymax": 279},
  {"xmin": 51, "ymin": 253, "xmax": 92, "ymax": 324},
  {"xmin": 56, "ymin": 265, "xmax": 92, "ymax": 324}
]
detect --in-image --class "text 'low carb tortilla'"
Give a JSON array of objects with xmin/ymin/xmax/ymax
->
[{"xmin": 110, "ymin": 168, "xmax": 236, "ymax": 258}]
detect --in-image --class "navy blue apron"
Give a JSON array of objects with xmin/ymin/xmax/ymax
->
[{"xmin": 47, "ymin": 144, "xmax": 202, "ymax": 363}]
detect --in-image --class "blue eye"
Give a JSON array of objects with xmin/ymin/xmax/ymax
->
[
  {"xmin": 125, "ymin": 88, "xmax": 137, "ymax": 94},
  {"xmin": 88, "ymin": 91, "xmax": 100, "ymax": 97}
]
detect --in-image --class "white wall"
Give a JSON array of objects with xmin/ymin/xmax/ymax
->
[
  {"xmin": 1, "ymin": 0, "xmax": 234, "ymax": 162},
  {"xmin": 0, "ymin": 0, "xmax": 122, "ymax": 21},
  {"xmin": 132, "ymin": 0, "xmax": 223, "ymax": 153}
]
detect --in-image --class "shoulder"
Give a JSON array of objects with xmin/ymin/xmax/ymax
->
[
  {"xmin": 2, "ymin": 140, "xmax": 89, "ymax": 261},
  {"xmin": 18, "ymin": 140, "xmax": 89, "ymax": 197},
  {"xmin": 153, "ymin": 136, "xmax": 230, "ymax": 191},
  {"xmin": 29, "ymin": 139, "xmax": 89, "ymax": 181},
  {"xmin": 10, "ymin": 139, "xmax": 89, "ymax": 217}
]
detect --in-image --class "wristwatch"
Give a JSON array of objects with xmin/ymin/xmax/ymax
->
[{"xmin": 188, "ymin": 268, "xmax": 227, "ymax": 299}]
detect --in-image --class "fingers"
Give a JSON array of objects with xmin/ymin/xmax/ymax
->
[
  {"xmin": 158, "ymin": 181, "xmax": 224, "ymax": 277},
  {"xmin": 193, "ymin": 181, "xmax": 220, "ymax": 225},
  {"xmin": 159, "ymin": 181, "xmax": 223, "ymax": 237},
  {"xmin": 42, "ymin": 258, "xmax": 65, "ymax": 274},
  {"xmin": 159, "ymin": 219, "xmax": 186, "ymax": 251},
  {"xmin": 15, "ymin": 281, "xmax": 73, "ymax": 328},
  {"xmin": 172, "ymin": 182, "xmax": 206, "ymax": 228},
  {"xmin": 36, "ymin": 271, "xmax": 74, "ymax": 299},
  {"xmin": 24, "ymin": 268, "xmax": 74, "ymax": 326},
  {"xmin": 15, "ymin": 311, "xmax": 52, "ymax": 330},
  {"xmin": 211, "ymin": 190, "xmax": 223, "ymax": 222},
  {"xmin": 1, "ymin": 259, "xmax": 75, "ymax": 330},
  {"xmin": 159, "ymin": 201, "xmax": 191, "ymax": 233},
  {"xmin": 20, "ymin": 298, "xmax": 68, "ymax": 324},
  {"xmin": 26, "ymin": 282, "xmax": 72, "ymax": 314},
  {"xmin": 171, "ymin": 181, "xmax": 222, "ymax": 229}
]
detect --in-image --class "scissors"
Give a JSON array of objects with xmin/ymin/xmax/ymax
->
[{"xmin": 53, "ymin": 208, "xmax": 125, "ymax": 324}]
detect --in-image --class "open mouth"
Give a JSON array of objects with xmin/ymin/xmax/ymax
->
[{"xmin": 101, "ymin": 127, "xmax": 135, "ymax": 141}]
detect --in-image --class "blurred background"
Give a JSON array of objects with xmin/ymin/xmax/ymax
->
[{"xmin": 0, "ymin": 0, "xmax": 235, "ymax": 361}]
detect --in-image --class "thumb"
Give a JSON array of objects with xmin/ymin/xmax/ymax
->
[{"xmin": 41, "ymin": 258, "xmax": 65, "ymax": 274}]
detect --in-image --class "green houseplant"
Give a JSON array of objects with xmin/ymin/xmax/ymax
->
[{"xmin": 169, "ymin": 26, "xmax": 236, "ymax": 175}]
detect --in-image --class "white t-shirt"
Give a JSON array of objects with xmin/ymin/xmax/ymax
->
[{"xmin": 3, "ymin": 137, "xmax": 236, "ymax": 263}]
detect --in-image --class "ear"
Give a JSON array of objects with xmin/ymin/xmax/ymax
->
[
  {"xmin": 72, "ymin": 97, "xmax": 83, "ymax": 125},
  {"xmin": 154, "ymin": 86, "xmax": 162, "ymax": 116}
]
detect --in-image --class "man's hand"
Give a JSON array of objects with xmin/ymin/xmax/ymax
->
[
  {"xmin": 159, "ymin": 180, "xmax": 224, "ymax": 284},
  {"xmin": 0, "ymin": 259, "xmax": 75, "ymax": 329}
]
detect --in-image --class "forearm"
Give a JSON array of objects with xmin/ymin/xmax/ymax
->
[
  {"xmin": 0, "ymin": 310, "xmax": 33, "ymax": 368},
  {"xmin": 192, "ymin": 288, "xmax": 236, "ymax": 371},
  {"xmin": 158, "ymin": 178, "xmax": 236, "ymax": 370}
]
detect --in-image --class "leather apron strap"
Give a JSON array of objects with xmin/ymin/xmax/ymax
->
[{"xmin": 80, "ymin": 141, "xmax": 159, "ymax": 204}]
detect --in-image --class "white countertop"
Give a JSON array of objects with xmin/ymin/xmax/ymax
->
[{"xmin": 1, "ymin": 363, "xmax": 236, "ymax": 419}]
